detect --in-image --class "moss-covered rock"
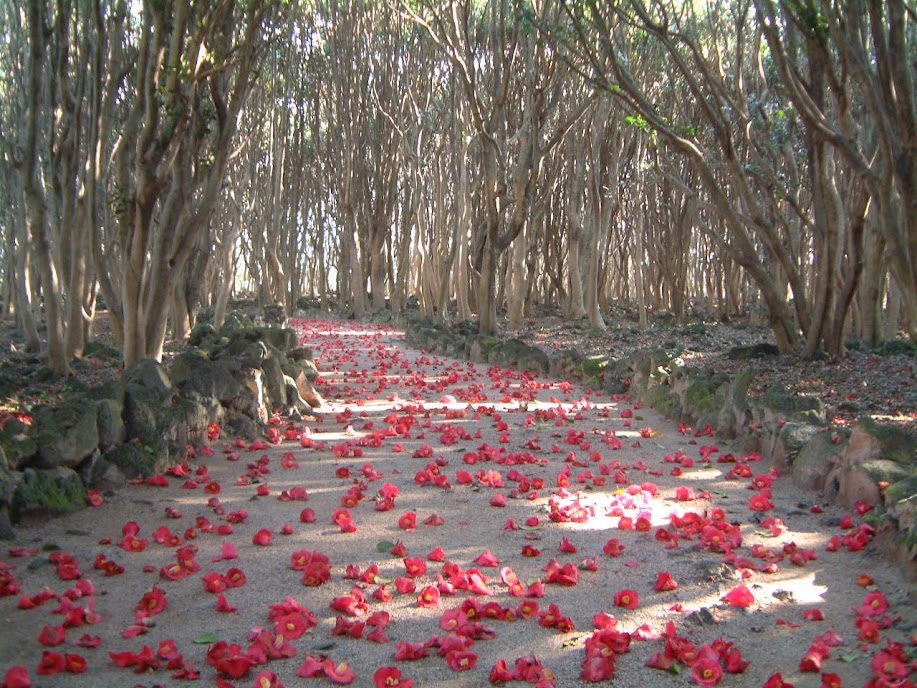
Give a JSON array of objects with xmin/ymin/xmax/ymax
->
[
  {"xmin": 12, "ymin": 467, "xmax": 85, "ymax": 520},
  {"xmin": 124, "ymin": 383, "xmax": 169, "ymax": 448},
  {"xmin": 468, "ymin": 335, "xmax": 502, "ymax": 363},
  {"xmin": 0, "ymin": 416, "xmax": 38, "ymax": 470},
  {"xmin": 160, "ymin": 396, "xmax": 213, "ymax": 449},
  {"xmin": 753, "ymin": 385, "xmax": 827, "ymax": 426},
  {"xmin": 0, "ymin": 448, "xmax": 17, "ymax": 540},
  {"xmin": 852, "ymin": 416, "xmax": 917, "ymax": 465},
  {"xmin": 789, "ymin": 430, "xmax": 844, "ymax": 490},
  {"xmin": 262, "ymin": 303, "xmax": 287, "ymax": 325},
  {"xmin": 548, "ymin": 349, "xmax": 583, "ymax": 378},
  {"xmin": 643, "ymin": 384, "xmax": 681, "ymax": 418},
  {"xmin": 83, "ymin": 339, "xmax": 122, "ymax": 361},
  {"xmin": 101, "ymin": 442, "xmax": 158, "ymax": 480},
  {"xmin": 188, "ymin": 322, "xmax": 217, "ymax": 347},
  {"xmin": 171, "ymin": 350, "xmax": 243, "ymax": 403},
  {"xmin": 728, "ymin": 342, "xmax": 779, "ymax": 359},
  {"xmin": 123, "ymin": 358, "xmax": 175, "ymax": 398},
  {"xmin": 488, "ymin": 338, "xmax": 549, "ymax": 373},
  {"xmin": 768, "ymin": 422, "xmax": 822, "ymax": 464},
  {"xmin": 32, "ymin": 400, "xmax": 100, "ymax": 469},
  {"xmin": 95, "ymin": 397, "xmax": 126, "ymax": 452}
]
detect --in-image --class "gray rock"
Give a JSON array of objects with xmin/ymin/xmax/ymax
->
[
  {"xmin": 34, "ymin": 402, "xmax": 100, "ymax": 469},
  {"xmin": 489, "ymin": 338, "xmax": 549, "ymax": 374},
  {"xmin": 100, "ymin": 442, "xmax": 158, "ymax": 479},
  {"xmin": 171, "ymin": 350, "xmax": 243, "ymax": 403},
  {"xmin": 752, "ymin": 384, "xmax": 826, "ymax": 426},
  {"xmin": 716, "ymin": 366, "xmax": 755, "ymax": 437},
  {"xmin": 95, "ymin": 397, "xmax": 126, "ymax": 451},
  {"xmin": 790, "ymin": 430, "xmax": 842, "ymax": 491},
  {"xmin": 123, "ymin": 358, "xmax": 175, "ymax": 398},
  {"xmin": 766, "ymin": 422, "xmax": 822, "ymax": 465}
]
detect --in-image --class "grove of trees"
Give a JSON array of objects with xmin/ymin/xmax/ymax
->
[{"xmin": 0, "ymin": 0, "xmax": 913, "ymax": 373}]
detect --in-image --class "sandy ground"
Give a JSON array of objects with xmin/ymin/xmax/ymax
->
[{"xmin": 0, "ymin": 319, "xmax": 913, "ymax": 688}]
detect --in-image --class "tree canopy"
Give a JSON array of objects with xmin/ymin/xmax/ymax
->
[{"xmin": 0, "ymin": 0, "xmax": 914, "ymax": 368}]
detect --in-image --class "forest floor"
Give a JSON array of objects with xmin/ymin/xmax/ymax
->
[{"xmin": 0, "ymin": 315, "xmax": 915, "ymax": 687}]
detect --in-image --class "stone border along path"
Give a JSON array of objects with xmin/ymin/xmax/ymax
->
[{"xmin": 0, "ymin": 319, "xmax": 913, "ymax": 688}]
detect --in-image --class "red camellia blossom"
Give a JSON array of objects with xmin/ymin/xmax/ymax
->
[
  {"xmin": 722, "ymin": 584, "xmax": 755, "ymax": 608},
  {"xmin": 613, "ymin": 589, "xmax": 639, "ymax": 609},
  {"xmin": 321, "ymin": 658, "xmax": 356, "ymax": 684},
  {"xmin": 603, "ymin": 538, "xmax": 625, "ymax": 557},
  {"xmin": 820, "ymin": 673, "xmax": 842, "ymax": 688},
  {"xmin": 762, "ymin": 673, "xmax": 795, "ymax": 688},
  {"xmin": 403, "ymin": 557, "xmax": 426, "ymax": 578},
  {"xmin": 749, "ymin": 492, "xmax": 774, "ymax": 511},
  {"xmin": 332, "ymin": 509, "xmax": 357, "ymax": 533},
  {"xmin": 398, "ymin": 512, "xmax": 417, "ymax": 530},
  {"xmin": 374, "ymin": 666, "xmax": 414, "ymax": 688},
  {"xmin": 37, "ymin": 625, "xmax": 66, "ymax": 647},
  {"xmin": 205, "ymin": 641, "xmax": 255, "ymax": 679},
  {"xmin": 653, "ymin": 571, "xmax": 678, "ymax": 592},
  {"xmin": 691, "ymin": 645, "xmax": 724, "ymax": 687},
  {"xmin": 252, "ymin": 529, "xmax": 273, "ymax": 546},
  {"xmin": 445, "ymin": 650, "xmax": 478, "ymax": 671},
  {"xmin": 2, "ymin": 665, "xmax": 31, "ymax": 687},
  {"xmin": 36, "ymin": 651, "xmax": 65, "ymax": 675},
  {"xmin": 475, "ymin": 550, "xmax": 500, "ymax": 567}
]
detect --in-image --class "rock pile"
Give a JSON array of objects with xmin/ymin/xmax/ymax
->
[{"xmin": 0, "ymin": 314, "xmax": 322, "ymax": 538}]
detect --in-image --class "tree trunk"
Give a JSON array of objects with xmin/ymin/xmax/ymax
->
[{"xmin": 23, "ymin": 0, "xmax": 68, "ymax": 375}]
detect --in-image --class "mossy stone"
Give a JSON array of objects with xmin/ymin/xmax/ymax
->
[
  {"xmin": 188, "ymin": 322, "xmax": 217, "ymax": 347},
  {"xmin": 83, "ymin": 339, "xmax": 122, "ymax": 361},
  {"xmin": 12, "ymin": 467, "xmax": 85, "ymax": 520},
  {"xmin": 0, "ymin": 418, "xmax": 38, "ymax": 470},
  {"xmin": 643, "ymin": 384, "xmax": 681, "ymax": 418},
  {"xmin": 581, "ymin": 355, "xmax": 610, "ymax": 378},
  {"xmin": 855, "ymin": 417, "xmax": 917, "ymax": 466},
  {"xmin": 96, "ymin": 397, "xmax": 126, "ymax": 450},
  {"xmin": 123, "ymin": 358, "xmax": 174, "ymax": 397},
  {"xmin": 124, "ymin": 383, "xmax": 168, "ymax": 447},
  {"xmin": 33, "ymin": 400, "xmax": 99, "ymax": 469},
  {"xmin": 101, "ymin": 442, "xmax": 157, "ymax": 479},
  {"xmin": 757, "ymin": 385, "xmax": 826, "ymax": 425},
  {"xmin": 258, "ymin": 327, "xmax": 298, "ymax": 352},
  {"xmin": 0, "ymin": 445, "xmax": 14, "ymax": 504},
  {"xmin": 171, "ymin": 350, "xmax": 242, "ymax": 403},
  {"xmin": 682, "ymin": 376, "xmax": 723, "ymax": 418}
]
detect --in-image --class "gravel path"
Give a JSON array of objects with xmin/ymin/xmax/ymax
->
[{"xmin": 0, "ymin": 319, "xmax": 913, "ymax": 688}]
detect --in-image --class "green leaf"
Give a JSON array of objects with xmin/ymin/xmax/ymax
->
[
  {"xmin": 42, "ymin": 543, "xmax": 61, "ymax": 551},
  {"xmin": 310, "ymin": 642, "xmax": 337, "ymax": 652},
  {"xmin": 193, "ymin": 632, "xmax": 220, "ymax": 644},
  {"xmin": 376, "ymin": 540, "xmax": 395, "ymax": 553},
  {"xmin": 839, "ymin": 653, "xmax": 861, "ymax": 662}
]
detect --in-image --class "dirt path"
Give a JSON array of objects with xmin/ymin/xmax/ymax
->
[{"xmin": 1, "ymin": 319, "xmax": 913, "ymax": 688}]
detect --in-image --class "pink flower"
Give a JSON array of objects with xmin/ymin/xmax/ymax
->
[
  {"xmin": 722, "ymin": 584, "xmax": 754, "ymax": 608},
  {"xmin": 374, "ymin": 666, "xmax": 414, "ymax": 688},
  {"xmin": 398, "ymin": 512, "xmax": 416, "ymax": 530},
  {"xmin": 445, "ymin": 650, "xmax": 477, "ymax": 671},
  {"xmin": 653, "ymin": 570, "xmax": 678, "ymax": 591},
  {"xmin": 613, "ymin": 589, "xmax": 639, "ymax": 609},
  {"xmin": 252, "ymin": 529, "xmax": 273, "ymax": 546},
  {"xmin": 690, "ymin": 645, "xmax": 724, "ymax": 686},
  {"xmin": 749, "ymin": 492, "xmax": 774, "ymax": 511},
  {"xmin": 475, "ymin": 550, "xmax": 500, "ymax": 567}
]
